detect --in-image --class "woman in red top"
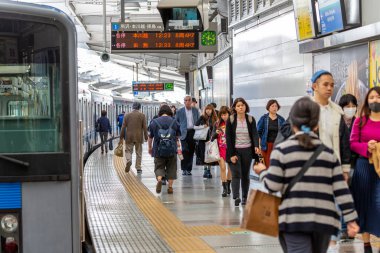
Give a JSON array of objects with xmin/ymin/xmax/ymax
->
[{"xmin": 212, "ymin": 106, "xmax": 232, "ymax": 197}]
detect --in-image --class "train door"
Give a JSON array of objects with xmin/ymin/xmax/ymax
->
[{"xmin": 0, "ymin": 2, "xmax": 80, "ymax": 252}]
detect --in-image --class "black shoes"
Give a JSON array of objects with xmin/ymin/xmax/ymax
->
[
  {"xmin": 235, "ymin": 198, "xmax": 241, "ymax": 206},
  {"xmin": 222, "ymin": 182, "xmax": 227, "ymax": 197},
  {"xmin": 241, "ymin": 198, "xmax": 247, "ymax": 205},
  {"xmin": 203, "ymin": 168, "xmax": 212, "ymax": 178},
  {"xmin": 226, "ymin": 180, "xmax": 231, "ymax": 195},
  {"xmin": 186, "ymin": 171, "xmax": 192, "ymax": 175},
  {"xmin": 182, "ymin": 171, "xmax": 187, "ymax": 176}
]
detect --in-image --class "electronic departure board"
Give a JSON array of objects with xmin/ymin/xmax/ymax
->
[
  {"xmin": 132, "ymin": 82, "xmax": 174, "ymax": 92},
  {"xmin": 111, "ymin": 31, "xmax": 199, "ymax": 51}
]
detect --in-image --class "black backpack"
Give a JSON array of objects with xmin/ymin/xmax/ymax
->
[{"xmin": 154, "ymin": 118, "xmax": 177, "ymax": 158}]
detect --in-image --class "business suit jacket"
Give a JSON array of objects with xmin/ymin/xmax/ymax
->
[
  {"xmin": 175, "ymin": 106, "xmax": 200, "ymax": 140},
  {"xmin": 120, "ymin": 110, "xmax": 148, "ymax": 143}
]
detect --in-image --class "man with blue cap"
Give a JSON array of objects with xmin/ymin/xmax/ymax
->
[{"xmin": 311, "ymin": 70, "xmax": 351, "ymax": 250}]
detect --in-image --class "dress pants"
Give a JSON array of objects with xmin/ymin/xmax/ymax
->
[
  {"xmin": 229, "ymin": 147, "xmax": 252, "ymax": 199},
  {"xmin": 279, "ymin": 232, "xmax": 331, "ymax": 253},
  {"xmin": 181, "ymin": 129, "xmax": 195, "ymax": 172},
  {"xmin": 125, "ymin": 142, "xmax": 142, "ymax": 169}
]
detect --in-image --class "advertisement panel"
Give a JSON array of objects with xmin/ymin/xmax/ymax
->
[
  {"xmin": 318, "ymin": 0, "xmax": 345, "ymax": 35},
  {"xmin": 369, "ymin": 40, "xmax": 380, "ymax": 88},
  {"xmin": 314, "ymin": 44, "xmax": 369, "ymax": 106},
  {"xmin": 292, "ymin": 0, "xmax": 316, "ymax": 41}
]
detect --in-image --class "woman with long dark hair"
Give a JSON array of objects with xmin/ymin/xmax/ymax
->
[
  {"xmin": 350, "ymin": 86, "xmax": 380, "ymax": 253},
  {"xmin": 226, "ymin": 98, "xmax": 260, "ymax": 206},
  {"xmin": 194, "ymin": 104, "xmax": 218, "ymax": 178}
]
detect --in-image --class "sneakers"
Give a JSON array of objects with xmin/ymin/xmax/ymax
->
[
  {"xmin": 326, "ymin": 245, "xmax": 338, "ymax": 253},
  {"xmin": 167, "ymin": 187, "xmax": 173, "ymax": 194},
  {"xmin": 156, "ymin": 181, "xmax": 162, "ymax": 194},
  {"xmin": 125, "ymin": 161, "xmax": 132, "ymax": 173}
]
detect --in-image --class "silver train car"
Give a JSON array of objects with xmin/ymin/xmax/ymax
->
[{"xmin": 0, "ymin": 2, "xmax": 80, "ymax": 253}]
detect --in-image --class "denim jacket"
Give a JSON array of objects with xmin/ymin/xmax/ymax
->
[{"xmin": 257, "ymin": 113, "xmax": 285, "ymax": 151}]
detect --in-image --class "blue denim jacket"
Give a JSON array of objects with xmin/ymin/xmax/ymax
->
[{"xmin": 257, "ymin": 113, "xmax": 285, "ymax": 151}]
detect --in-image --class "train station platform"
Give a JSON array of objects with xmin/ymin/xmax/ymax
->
[{"xmin": 84, "ymin": 141, "xmax": 379, "ymax": 253}]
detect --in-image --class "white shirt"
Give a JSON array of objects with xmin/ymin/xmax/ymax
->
[
  {"xmin": 185, "ymin": 108, "xmax": 194, "ymax": 129},
  {"xmin": 319, "ymin": 103, "xmax": 334, "ymax": 149}
]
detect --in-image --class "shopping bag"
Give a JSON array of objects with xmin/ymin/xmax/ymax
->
[
  {"xmin": 109, "ymin": 139, "xmax": 114, "ymax": 151},
  {"xmin": 114, "ymin": 143, "xmax": 123, "ymax": 157},
  {"xmin": 204, "ymin": 140, "xmax": 220, "ymax": 163},
  {"xmin": 193, "ymin": 126, "xmax": 209, "ymax": 140},
  {"xmin": 241, "ymin": 189, "xmax": 281, "ymax": 237}
]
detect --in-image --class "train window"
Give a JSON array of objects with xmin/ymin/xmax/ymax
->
[{"xmin": 0, "ymin": 18, "xmax": 64, "ymax": 153}]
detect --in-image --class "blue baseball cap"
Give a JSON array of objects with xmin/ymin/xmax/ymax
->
[{"xmin": 311, "ymin": 70, "xmax": 331, "ymax": 83}]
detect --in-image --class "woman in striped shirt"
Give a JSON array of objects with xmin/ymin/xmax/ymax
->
[{"xmin": 254, "ymin": 97, "xmax": 359, "ymax": 253}]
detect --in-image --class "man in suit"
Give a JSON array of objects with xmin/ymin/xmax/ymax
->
[
  {"xmin": 120, "ymin": 102, "xmax": 148, "ymax": 173},
  {"xmin": 176, "ymin": 95, "xmax": 200, "ymax": 175}
]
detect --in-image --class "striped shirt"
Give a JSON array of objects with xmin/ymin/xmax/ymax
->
[
  {"xmin": 235, "ymin": 118, "xmax": 251, "ymax": 148},
  {"xmin": 260, "ymin": 132, "xmax": 357, "ymax": 235}
]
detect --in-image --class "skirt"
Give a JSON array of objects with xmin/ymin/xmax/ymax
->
[{"xmin": 350, "ymin": 158, "xmax": 380, "ymax": 237}]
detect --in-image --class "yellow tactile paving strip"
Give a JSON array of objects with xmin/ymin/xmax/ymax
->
[{"xmin": 113, "ymin": 156, "xmax": 239, "ymax": 253}]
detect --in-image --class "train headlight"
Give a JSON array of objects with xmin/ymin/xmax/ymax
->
[{"xmin": 1, "ymin": 214, "xmax": 18, "ymax": 233}]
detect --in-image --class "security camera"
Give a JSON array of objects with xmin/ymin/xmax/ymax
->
[{"xmin": 100, "ymin": 52, "xmax": 110, "ymax": 62}]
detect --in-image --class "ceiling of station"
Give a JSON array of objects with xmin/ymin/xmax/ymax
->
[{"xmin": 13, "ymin": 0, "xmax": 223, "ymax": 93}]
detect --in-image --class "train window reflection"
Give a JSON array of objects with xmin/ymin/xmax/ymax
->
[{"xmin": 0, "ymin": 19, "xmax": 62, "ymax": 153}]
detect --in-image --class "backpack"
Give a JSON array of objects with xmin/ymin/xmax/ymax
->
[
  {"xmin": 117, "ymin": 114, "xmax": 124, "ymax": 127},
  {"xmin": 154, "ymin": 118, "xmax": 177, "ymax": 158}
]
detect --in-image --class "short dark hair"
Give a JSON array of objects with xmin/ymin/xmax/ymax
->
[
  {"xmin": 266, "ymin": 99, "xmax": 280, "ymax": 111},
  {"xmin": 158, "ymin": 105, "xmax": 173, "ymax": 117},
  {"xmin": 101, "ymin": 110, "xmax": 107, "ymax": 116},
  {"xmin": 290, "ymin": 97, "xmax": 320, "ymax": 149},
  {"xmin": 192, "ymin": 97, "xmax": 197, "ymax": 103},
  {"xmin": 132, "ymin": 102, "xmax": 141, "ymax": 110},
  {"xmin": 338, "ymin": 94, "xmax": 358, "ymax": 109},
  {"xmin": 232, "ymin": 97, "xmax": 250, "ymax": 114},
  {"xmin": 210, "ymin": 102, "xmax": 217, "ymax": 109}
]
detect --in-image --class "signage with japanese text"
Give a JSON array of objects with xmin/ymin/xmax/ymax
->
[
  {"xmin": 132, "ymin": 81, "xmax": 175, "ymax": 92},
  {"xmin": 318, "ymin": 0, "xmax": 345, "ymax": 35}
]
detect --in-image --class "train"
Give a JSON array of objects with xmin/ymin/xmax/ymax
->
[
  {"xmin": 0, "ymin": 2, "xmax": 182, "ymax": 252},
  {"xmin": 78, "ymin": 84, "xmax": 178, "ymax": 159}
]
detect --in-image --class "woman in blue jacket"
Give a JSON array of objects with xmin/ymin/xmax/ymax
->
[{"xmin": 257, "ymin": 99, "xmax": 285, "ymax": 166}]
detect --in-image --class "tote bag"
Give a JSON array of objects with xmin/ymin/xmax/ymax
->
[
  {"xmin": 241, "ymin": 189, "xmax": 281, "ymax": 237},
  {"xmin": 114, "ymin": 143, "xmax": 123, "ymax": 157},
  {"xmin": 193, "ymin": 126, "xmax": 209, "ymax": 140},
  {"xmin": 204, "ymin": 140, "xmax": 220, "ymax": 163}
]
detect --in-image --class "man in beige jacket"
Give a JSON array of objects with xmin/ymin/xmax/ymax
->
[{"xmin": 120, "ymin": 102, "xmax": 148, "ymax": 173}]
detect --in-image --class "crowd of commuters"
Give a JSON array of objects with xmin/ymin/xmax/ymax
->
[{"xmin": 104, "ymin": 69, "xmax": 380, "ymax": 253}]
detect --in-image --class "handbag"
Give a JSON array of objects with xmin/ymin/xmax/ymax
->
[
  {"xmin": 204, "ymin": 140, "xmax": 220, "ymax": 163},
  {"xmin": 114, "ymin": 142, "xmax": 123, "ymax": 157},
  {"xmin": 241, "ymin": 144, "xmax": 325, "ymax": 237},
  {"xmin": 193, "ymin": 126, "xmax": 209, "ymax": 140}
]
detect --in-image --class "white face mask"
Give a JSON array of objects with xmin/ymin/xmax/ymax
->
[{"xmin": 343, "ymin": 107, "xmax": 356, "ymax": 119}]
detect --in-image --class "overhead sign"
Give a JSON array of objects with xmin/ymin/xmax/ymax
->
[
  {"xmin": 110, "ymin": 22, "xmax": 218, "ymax": 53},
  {"xmin": 292, "ymin": 0, "xmax": 317, "ymax": 41},
  {"xmin": 318, "ymin": 0, "xmax": 345, "ymax": 35},
  {"xmin": 112, "ymin": 31, "xmax": 199, "ymax": 51},
  {"xmin": 132, "ymin": 81, "xmax": 175, "ymax": 92},
  {"xmin": 111, "ymin": 22, "xmax": 164, "ymax": 32}
]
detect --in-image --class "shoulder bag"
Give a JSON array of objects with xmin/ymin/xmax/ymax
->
[{"xmin": 241, "ymin": 144, "xmax": 325, "ymax": 237}]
